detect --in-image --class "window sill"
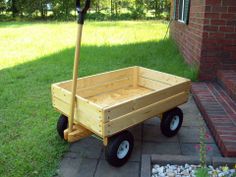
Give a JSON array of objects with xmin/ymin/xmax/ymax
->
[{"xmin": 178, "ymin": 19, "xmax": 185, "ymax": 24}]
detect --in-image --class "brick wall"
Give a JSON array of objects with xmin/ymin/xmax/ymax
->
[
  {"xmin": 170, "ymin": 0, "xmax": 206, "ymax": 67},
  {"xmin": 200, "ymin": 0, "xmax": 236, "ymax": 80},
  {"xmin": 170, "ymin": 0, "xmax": 236, "ymax": 80}
]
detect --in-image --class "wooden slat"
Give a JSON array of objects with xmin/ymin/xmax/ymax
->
[
  {"xmin": 64, "ymin": 124, "xmax": 93, "ymax": 143},
  {"xmin": 138, "ymin": 76, "xmax": 170, "ymax": 90},
  {"xmin": 88, "ymin": 86, "xmax": 152, "ymax": 109},
  {"xmin": 52, "ymin": 96, "xmax": 103, "ymax": 137},
  {"xmin": 52, "ymin": 84, "xmax": 102, "ymax": 109},
  {"xmin": 104, "ymin": 81, "xmax": 191, "ymax": 121},
  {"xmin": 138, "ymin": 67, "xmax": 188, "ymax": 85},
  {"xmin": 104, "ymin": 91, "xmax": 189, "ymax": 136},
  {"xmin": 133, "ymin": 66, "xmax": 138, "ymax": 87},
  {"xmin": 77, "ymin": 77, "xmax": 132, "ymax": 97},
  {"xmin": 58, "ymin": 67, "xmax": 134, "ymax": 91}
]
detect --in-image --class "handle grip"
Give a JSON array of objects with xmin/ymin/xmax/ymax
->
[{"xmin": 76, "ymin": 0, "xmax": 90, "ymax": 24}]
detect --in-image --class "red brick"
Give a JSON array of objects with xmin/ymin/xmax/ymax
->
[
  {"xmin": 205, "ymin": 13, "xmax": 220, "ymax": 19},
  {"xmin": 211, "ymin": 19, "xmax": 226, "ymax": 25},
  {"xmin": 228, "ymin": 7, "xmax": 236, "ymax": 13},
  {"xmin": 212, "ymin": 6, "xmax": 228, "ymax": 13},
  {"xmin": 222, "ymin": 0, "xmax": 236, "ymax": 6},
  {"xmin": 204, "ymin": 25, "xmax": 218, "ymax": 32},
  {"xmin": 206, "ymin": 0, "xmax": 221, "ymax": 5},
  {"xmin": 208, "ymin": 32, "xmax": 225, "ymax": 39},
  {"xmin": 221, "ymin": 13, "xmax": 236, "ymax": 19},
  {"xmin": 205, "ymin": 6, "xmax": 212, "ymax": 12},
  {"xmin": 227, "ymin": 20, "xmax": 236, "ymax": 26},
  {"xmin": 219, "ymin": 26, "xmax": 235, "ymax": 32},
  {"xmin": 224, "ymin": 46, "xmax": 236, "ymax": 51}
]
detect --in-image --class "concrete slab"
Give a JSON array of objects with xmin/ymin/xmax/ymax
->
[
  {"xmin": 178, "ymin": 127, "xmax": 215, "ymax": 143},
  {"xmin": 143, "ymin": 124, "xmax": 179, "ymax": 143},
  {"xmin": 128, "ymin": 125, "xmax": 142, "ymax": 141},
  {"xmin": 94, "ymin": 160, "xmax": 139, "ymax": 177},
  {"xmin": 141, "ymin": 155, "xmax": 151, "ymax": 177},
  {"xmin": 142, "ymin": 142, "xmax": 181, "ymax": 155},
  {"xmin": 69, "ymin": 137, "xmax": 103, "ymax": 159},
  {"xmin": 58, "ymin": 157, "xmax": 97, "ymax": 177},
  {"xmin": 144, "ymin": 117, "xmax": 160, "ymax": 125},
  {"xmin": 180, "ymin": 143, "xmax": 222, "ymax": 157}
]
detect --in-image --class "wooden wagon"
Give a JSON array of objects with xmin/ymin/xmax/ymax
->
[{"xmin": 52, "ymin": 66, "xmax": 191, "ymax": 166}]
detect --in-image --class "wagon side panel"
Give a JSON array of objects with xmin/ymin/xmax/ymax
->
[
  {"xmin": 57, "ymin": 67, "xmax": 135, "ymax": 98},
  {"xmin": 138, "ymin": 67, "xmax": 189, "ymax": 86},
  {"xmin": 103, "ymin": 81, "xmax": 191, "ymax": 122},
  {"xmin": 104, "ymin": 91, "xmax": 189, "ymax": 136},
  {"xmin": 51, "ymin": 84, "xmax": 103, "ymax": 137}
]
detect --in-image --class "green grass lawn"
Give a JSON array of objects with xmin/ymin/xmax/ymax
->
[{"xmin": 0, "ymin": 21, "xmax": 197, "ymax": 177}]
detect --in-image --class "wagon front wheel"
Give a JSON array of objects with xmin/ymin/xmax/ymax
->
[
  {"xmin": 105, "ymin": 131, "xmax": 134, "ymax": 167},
  {"xmin": 161, "ymin": 107, "xmax": 183, "ymax": 137},
  {"xmin": 57, "ymin": 114, "xmax": 68, "ymax": 140}
]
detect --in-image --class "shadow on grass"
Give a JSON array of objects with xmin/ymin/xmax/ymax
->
[{"xmin": 0, "ymin": 38, "xmax": 197, "ymax": 177}]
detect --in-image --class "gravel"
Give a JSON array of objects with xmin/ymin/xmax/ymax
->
[{"xmin": 152, "ymin": 164, "xmax": 236, "ymax": 177}]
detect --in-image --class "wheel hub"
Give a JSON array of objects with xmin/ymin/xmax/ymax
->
[
  {"xmin": 117, "ymin": 140, "xmax": 130, "ymax": 159},
  {"xmin": 170, "ymin": 115, "xmax": 180, "ymax": 131}
]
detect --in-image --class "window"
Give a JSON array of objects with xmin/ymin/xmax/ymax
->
[
  {"xmin": 173, "ymin": 0, "xmax": 190, "ymax": 24},
  {"xmin": 178, "ymin": 0, "xmax": 185, "ymax": 22}
]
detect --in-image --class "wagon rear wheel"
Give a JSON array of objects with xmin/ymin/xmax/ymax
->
[
  {"xmin": 105, "ymin": 131, "xmax": 134, "ymax": 167},
  {"xmin": 57, "ymin": 114, "xmax": 68, "ymax": 140},
  {"xmin": 161, "ymin": 107, "xmax": 183, "ymax": 137}
]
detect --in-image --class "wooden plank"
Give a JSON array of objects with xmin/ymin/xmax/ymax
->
[
  {"xmin": 58, "ymin": 67, "xmax": 134, "ymax": 91},
  {"xmin": 64, "ymin": 124, "xmax": 93, "ymax": 143},
  {"xmin": 133, "ymin": 66, "xmax": 138, "ymax": 87},
  {"xmin": 52, "ymin": 84, "xmax": 102, "ymax": 109},
  {"xmin": 52, "ymin": 96, "xmax": 103, "ymax": 137},
  {"xmin": 104, "ymin": 81, "xmax": 191, "ymax": 121},
  {"xmin": 138, "ymin": 76, "xmax": 170, "ymax": 90},
  {"xmin": 88, "ymin": 86, "xmax": 152, "ymax": 108},
  {"xmin": 77, "ymin": 77, "xmax": 132, "ymax": 97},
  {"xmin": 138, "ymin": 67, "xmax": 188, "ymax": 85},
  {"xmin": 104, "ymin": 91, "xmax": 189, "ymax": 136}
]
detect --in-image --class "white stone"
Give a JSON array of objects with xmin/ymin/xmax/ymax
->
[
  {"xmin": 157, "ymin": 166, "xmax": 164, "ymax": 173},
  {"xmin": 152, "ymin": 168, "xmax": 159, "ymax": 174},
  {"xmin": 167, "ymin": 171, "xmax": 175, "ymax": 177}
]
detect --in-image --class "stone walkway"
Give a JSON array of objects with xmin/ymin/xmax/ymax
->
[{"xmin": 57, "ymin": 96, "xmax": 222, "ymax": 177}]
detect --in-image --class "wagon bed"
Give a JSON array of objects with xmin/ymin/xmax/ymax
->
[{"xmin": 52, "ymin": 66, "xmax": 191, "ymax": 140}]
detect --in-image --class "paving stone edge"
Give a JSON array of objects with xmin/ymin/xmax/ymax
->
[{"xmin": 141, "ymin": 154, "xmax": 236, "ymax": 177}]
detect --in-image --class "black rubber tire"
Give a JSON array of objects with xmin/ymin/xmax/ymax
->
[
  {"xmin": 105, "ymin": 131, "xmax": 134, "ymax": 167},
  {"xmin": 57, "ymin": 114, "xmax": 68, "ymax": 140},
  {"xmin": 161, "ymin": 107, "xmax": 183, "ymax": 137}
]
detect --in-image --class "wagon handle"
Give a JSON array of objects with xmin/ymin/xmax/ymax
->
[
  {"xmin": 68, "ymin": 0, "xmax": 90, "ymax": 134},
  {"xmin": 76, "ymin": 0, "xmax": 90, "ymax": 24}
]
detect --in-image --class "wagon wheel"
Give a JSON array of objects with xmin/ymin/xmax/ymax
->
[
  {"xmin": 57, "ymin": 114, "xmax": 68, "ymax": 140},
  {"xmin": 105, "ymin": 131, "xmax": 134, "ymax": 167},
  {"xmin": 161, "ymin": 107, "xmax": 183, "ymax": 137}
]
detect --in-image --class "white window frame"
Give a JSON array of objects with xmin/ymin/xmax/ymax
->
[{"xmin": 178, "ymin": 0, "xmax": 185, "ymax": 23}]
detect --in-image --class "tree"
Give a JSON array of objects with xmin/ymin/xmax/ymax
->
[
  {"xmin": 10, "ymin": 0, "xmax": 18, "ymax": 17},
  {"xmin": 52, "ymin": 0, "xmax": 74, "ymax": 20},
  {"xmin": 0, "ymin": 0, "xmax": 6, "ymax": 14}
]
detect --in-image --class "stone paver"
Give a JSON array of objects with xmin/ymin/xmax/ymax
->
[
  {"xmin": 57, "ymin": 96, "xmax": 222, "ymax": 177},
  {"xmin": 143, "ymin": 124, "xmax": 179, "ymax": 143},
  {"xmin": 94, "ymin": 160, "xmax": 139, "ymax": 177},
  {"xmin": 178, "ymin": 127, "xmax": 215, "ymax": 143},
  {"xmin": 70, "ymin": 137, "xmax": 103, "ymax": 159},
  {"xmin": 180, "ymin": 143, "xmax": 222, "ymax": 157},
  {"xmin": 58, "ymin": 157, "xmax": 97, "ymax": 177},
  {"xmin": 142, "ymin": 142, "xmax": 181, "ymax": 155}
]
